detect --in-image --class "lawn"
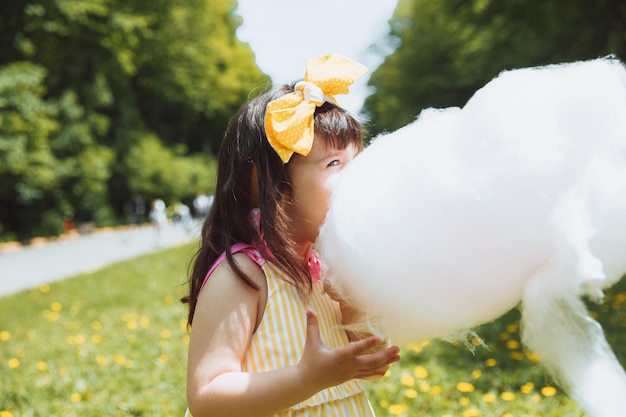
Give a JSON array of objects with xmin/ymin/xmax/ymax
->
[{"xmin": 1, "ymin": 243, "xmax": 624, "ymax": 416}]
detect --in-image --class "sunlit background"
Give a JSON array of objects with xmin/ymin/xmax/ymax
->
[{"xmin": 1, "ymin": 0, "xmax": 625, "ymax": 416}]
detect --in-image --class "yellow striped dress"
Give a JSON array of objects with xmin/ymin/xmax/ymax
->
[{"xmin": 186, "ymin": 245, "xmax": 376, "ymax": 417}]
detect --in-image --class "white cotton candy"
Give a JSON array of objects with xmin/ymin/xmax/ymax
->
[{"xmin": 317, "ymin": 57, "xmax": 626, "ymax": 417}]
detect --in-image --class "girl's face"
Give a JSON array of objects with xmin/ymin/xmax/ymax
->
[{"xmin": 286, "ymin": 136, "xmax": 359, "ymax": 245}]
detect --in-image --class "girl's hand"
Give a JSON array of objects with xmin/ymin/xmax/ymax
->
[{"xmin": 297, "ymin": 310, "xmax": 400, "ymax": 391}]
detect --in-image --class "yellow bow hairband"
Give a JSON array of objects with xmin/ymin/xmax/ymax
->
[{"xmin": 264, "ymin": 54, "xmax": 367, "ymax": 163}]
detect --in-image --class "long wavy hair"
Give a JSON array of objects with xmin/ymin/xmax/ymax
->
[{"xmin": 182, "ymin": 84, "xmax": 364, "ymax": 326}]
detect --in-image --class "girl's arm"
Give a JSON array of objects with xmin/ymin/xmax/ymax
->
[{"xmin": 186, "ymin": 254, "xmax": 400, "ymax": 417}]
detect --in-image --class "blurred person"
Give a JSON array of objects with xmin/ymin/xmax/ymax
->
[
  {"xmin": 150, "ymin": 198, "xmax": 168, "ymax": 246},
  {"xmin": 128, "ymin": 194, "xmax": 146, "ymax": 225},
  {"xmin": 192, "ymin": 192, "xmax": 211, "ymax": 219}
]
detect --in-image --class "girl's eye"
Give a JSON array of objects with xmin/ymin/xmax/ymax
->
[{"xmin": 327, "ymin": 159, "xmax": 340, "ymax": 167}]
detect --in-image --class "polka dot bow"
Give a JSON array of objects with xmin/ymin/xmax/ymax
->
[{"xmin": 265, "ymin": 54, "xmax": 367, "ymax": 163}]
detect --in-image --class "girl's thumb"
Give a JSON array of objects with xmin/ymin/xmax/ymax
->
[{"xmin": 305, "ymin": 310, "xmax": 321, "ymax": 344}]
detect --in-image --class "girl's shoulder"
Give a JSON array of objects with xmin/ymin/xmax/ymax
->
[{"xmin": 198, "ymin": 243, "xmax": 267, "ymax": 296}]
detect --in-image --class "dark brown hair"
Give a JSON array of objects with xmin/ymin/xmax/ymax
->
[{"xmin": 182, "ymin": 84, "xmax": 364, "ymax": 326}]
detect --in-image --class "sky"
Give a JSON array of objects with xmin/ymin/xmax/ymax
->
[{"xmin": 235, "ymin": 0, "xmax": 399, "ymax": 116}]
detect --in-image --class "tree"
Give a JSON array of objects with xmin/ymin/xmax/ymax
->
[
  {"xmin": 365, "ymin": 0, "xmax": 626, "ymax": 135},
  {"xmin": 0, "ymin": 0, "xmax": 268, "ymax": 240}
]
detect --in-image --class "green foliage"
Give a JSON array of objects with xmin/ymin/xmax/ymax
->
[
  {"xmin": 123, "ymin": 133, "xmax": 218, "ymax": 204},
  {"xmin": 1, "ymin": 245, "xmax": 624, "ymax": 416},
  {"xmin": 365, "ymin": 0, "xmax": 626, "ymax": 135},
  {"xmin": 0, "ymin": 0, "xmax": 268, "ymax": 240},
  {"xmin": 0, "ymin": 62, "xmax": 59, "ymax": 201},
  {"xmin": 0, "ymin": 62, "xmax": 63, "ymax": 238}
]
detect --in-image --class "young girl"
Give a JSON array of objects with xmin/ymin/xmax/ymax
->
[{"xmin": 182, "ymin": 55, "xmax": 400, "ymax": 417}]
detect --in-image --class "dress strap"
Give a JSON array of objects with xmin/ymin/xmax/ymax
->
[{"xmin": 197, "ymin": 243, "xmax": 266, "ymax": 296}]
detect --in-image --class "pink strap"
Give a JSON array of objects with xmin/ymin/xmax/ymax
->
[{"xmin": 197, "ymin": 243, "xmax": 266, "ymax": 296}]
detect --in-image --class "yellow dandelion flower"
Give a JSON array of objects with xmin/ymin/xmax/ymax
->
[
  {"xmin": 91, "ymin": 334, "xmax": 102, "ymax": 344},
  {"xmin": 379, "ymin": 400, "xmax": 389, "ymax": 408},
  {"xmin": 114, "ymin": 354, "xmax": 125, "ymax": 364},
  {"xmin": 96, "ymin": 355, "xmax": 108, "ymax": 366},
  {"xmin": 161, "ymin": 329, "xmax": 171, "ymax": 339},
  {"xmin": 526, "ymin": 351, "xmax": 541, "ymax": 362},
  {"xmin": 140, "ymin": 316, "xmax": 150, "ymax": 328},
  {"xmin": 418, "ymin": 380, "xmax": 430, "ymax": 392},
  {"xmin": 164, "ymin": 295, "xmax": 175, "ymax": 304},
  {"xmin": 456, "ymin": 382, "xmax": 475, "ymax": 393},
  {"xmin": 42, "ymin": 310, "xmax": 60, "ymax": 322},
  {"xmin": 91, "ymin": 321, "xmax": 102, "ymax": 331},
  {"xmin": 70, "ymin": 393, "xmax": 81, "ymax": 402},
  {"xmin": 0, "ymin": 330, "xmax": 10, "ymax": 341},
  {"xmin": 36, "ymin": 361, "xmax": 47, "ymax": 372},
  {"xmin": 471, "ymin": 369, "xmax": 482, "ymax": 379},
  {"xmin": 506, "ymin": 340, "xmax": 520, "ymax": 349},
  {"xmin": 158, "ymin": 354, "xmax": 169, "ymax": 363},
  {"xmin": 40, "ymin": 284, "xmax": 50, "ymax": 293},
  {"xmin": 405, "ymin": 388, "xmax": 418, "ymax": 399},
  {"xmin": 406, "ymin": 343, "xmax": 423, "ymax": 353},
  {"xmin": 463, "ymin": 409, "xmax": 480, "ymax": 417},
  {"xmin": 459, "ymin": 396, "xmax": 470, "ymax": 406},
  {"xmin": 51, "ymin": 302, "xmax": 62, "ymax": 312},
  {"xmin": 182, "ymin": 334, "xmax": 190, "ymax": 344},
  {"xmin": 520, "ymin": 382, "xmax": 534, "ymax": 394},
  {"xmin": 498, "ymin": 332, "xmax": 509, "ymax": 340},
  {"xmin": 506, "ymin": 323, "xmax": 518, "ymax": 333},
  {"xmin": 388, "ymin": 404, "xmax": 408, "ymax": 415},
  {"xmin": 541, "ymin": 386, "xmax": 557, "ymax": 397},
  {"xmin": 510, "ymin": 351, "xmax": 524, "ymax": 361},
  {"xmin": 503, "ymin": 414, "xmax": 514, "ymax": 417},
  {"xmin": 8, "ymin": 358, "xmax": 19, "ymax": 369},
  {"xmin": 485, "ymin": 358, "xmax": 497, "ymax": 367},
  {"xmin": 589, "ymin": 311, "xmax": 598, "ymax": 319},
  {"xmin": 413, "ymin": 365, "xmax": 428, "ymax": 379},
  {"xmin": 501, "ymin": 391, "xmax": 515, "ymax": 401},
  {"xmin": 401, "ymin": 374, "xmax": 415, "ymax": 386},
  {"xmin": 482, "ymin": 392, "xmax": 496, "ymax": 403},
  {"xmin": 532, "ymin": 393, "xmax": 541, "ymax": 403},
  {"xmin": 471, "ymin": 336, "xmax": 483, "ymax": 346},
  {"xmin": 0, "ymin": 411, "xmax": 15, "ymax": 417},
  {"xmin": 430, "ymin": 386, "xmax": 443, "ymax": 395}
]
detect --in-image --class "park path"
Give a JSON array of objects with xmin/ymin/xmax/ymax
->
[{"xmin": 0, "ymin": 222, "xmax": 201, "ymax": 297}]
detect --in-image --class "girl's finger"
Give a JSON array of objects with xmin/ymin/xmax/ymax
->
[
  {"xmin": 349, "ymin": 335, "xmax": 383, "ymax": 356},
  {"xmin": 358, "ymin": 347, "xmax": 400, "ymax": 370},
  {"xmin": 305, "ymin": 310, "xmax": 321, "ymax": 346}
]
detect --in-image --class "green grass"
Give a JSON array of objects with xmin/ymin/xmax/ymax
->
[
  {"xmin": 0, "ymin": 244, "xmax": 196, "ymax": 417},
  {"xmin": 1, "ymin": 244, "xmax": 625, "ymax": 416}
]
